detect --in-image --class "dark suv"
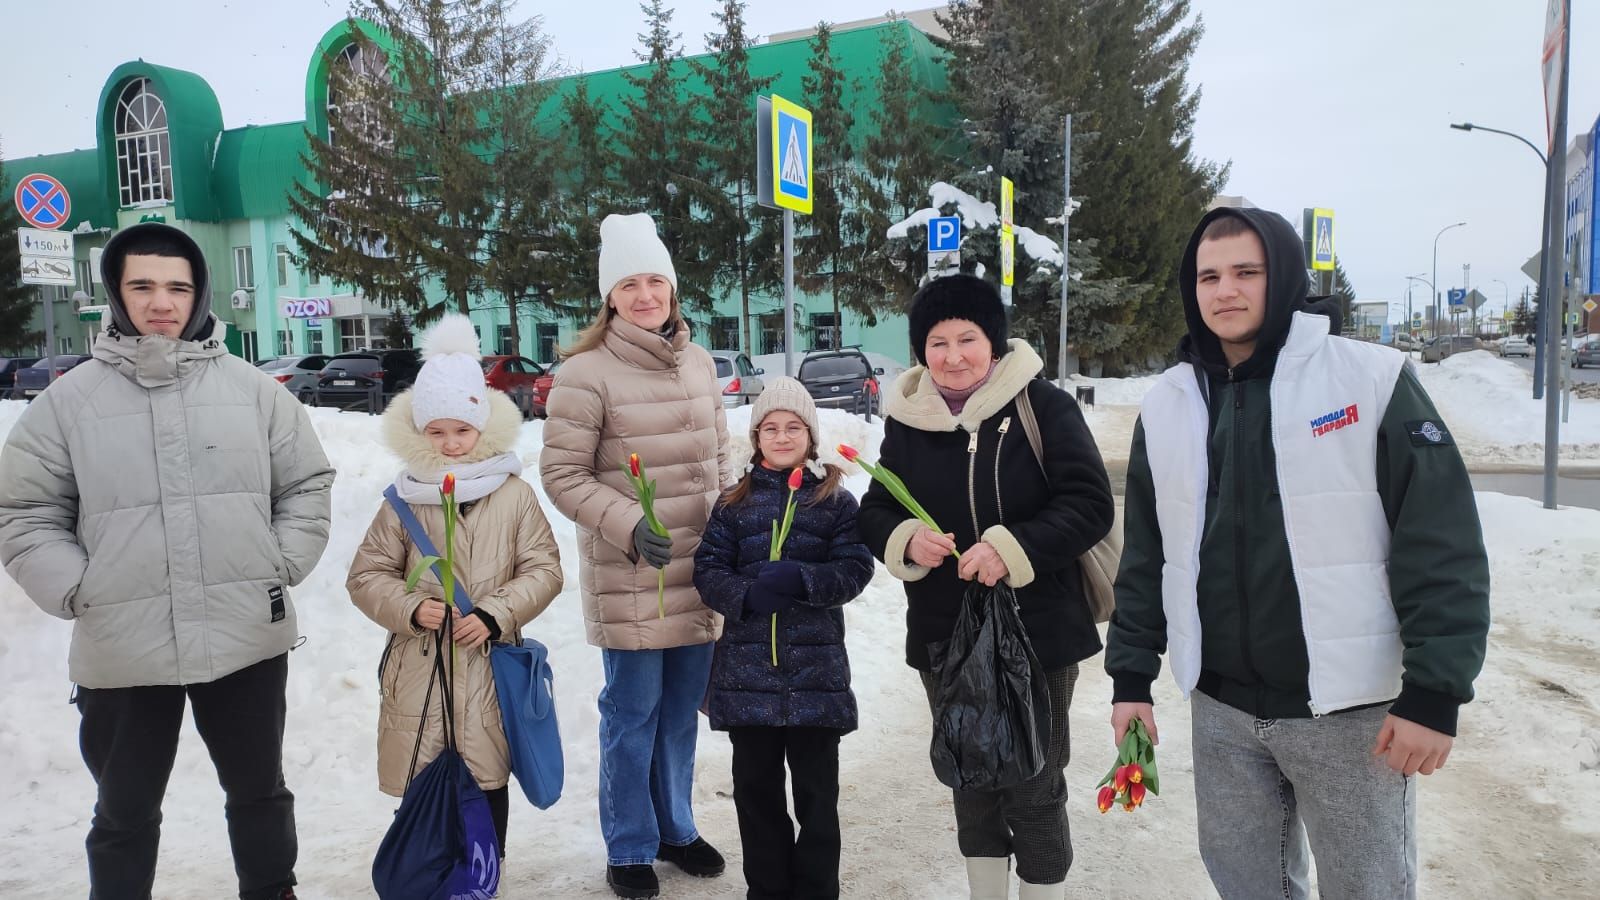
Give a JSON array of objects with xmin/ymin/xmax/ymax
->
[
  {"xmin": 310, "ymin": 349, "xmax": 421, "ymax": 410},
  {"xmin": 13, "ymin": 355, "xmax": 92, "ymax": 400},
  {"xmin": 797, "ymin": 349, "xmax": 883, "ymax": 417},
  {"xmin": 0, "ymin": 356, "xmax": 42, "ymax": 398}
]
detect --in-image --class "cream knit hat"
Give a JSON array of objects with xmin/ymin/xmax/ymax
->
[
  {"xmin": 410, "ymin": 314, "xmax": 491, "ymax": 430},
  {"xmin": 749, "ymin": 377, "xmax": 820, "ymax": 446},
  {"xmin": 598, "ymin": 212, "xmax": 679, "ymax": 300}
]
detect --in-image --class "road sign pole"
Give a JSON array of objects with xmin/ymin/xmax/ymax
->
[
  {"xmin": 1058, "ymin": 114, "xmax": 1072, "ymax": 389},
  {"xmin": 42, "ymin": 288, "xmax": 56, "ymax": 384},
  {"xmin": 1540, "ymin": 0, "xmax": 1570, "ymax": 509},
  {"xmin": 783, "ymin": 208, "xmax": 795, "ymax": 378}
]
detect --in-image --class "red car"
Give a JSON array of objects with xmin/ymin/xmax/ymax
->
[
  {"xmin": 481, "ymin": 356, "xmax": 550, "ymax": 418},
  {"xmin": 529, "ymin": 360, "xmax": 560, "ymax": 418}
]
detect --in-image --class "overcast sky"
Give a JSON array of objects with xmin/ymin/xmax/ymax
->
[{"xmin": 2, "ymin": 1, "xmax": 1593, "ymax": 323}]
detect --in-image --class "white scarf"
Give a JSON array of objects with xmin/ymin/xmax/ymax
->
[{"xmin": 392, "ymin": 452, "xmax": 525, "ymax": 505}]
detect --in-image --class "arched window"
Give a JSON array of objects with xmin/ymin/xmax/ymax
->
[
  {"xmin": 114, "ymin": 78, "xmax": 173, "ymax": 207},
  {"xmin": 327, "ymin": 41, "xmax": 390, "ymax": 149}
]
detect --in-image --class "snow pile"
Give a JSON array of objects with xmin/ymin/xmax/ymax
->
[
  {"xmin": 1, "ymin": 397, "xmax": 1598, "ymax": 898},
  {"xmin": 1411, "ymin": 351, "xmax": 1600, "ymax": 465}
]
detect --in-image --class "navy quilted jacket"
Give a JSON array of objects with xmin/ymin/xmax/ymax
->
[{"xmin": 693, "ymin": 464, "xmax": 875, "ymax": 732}]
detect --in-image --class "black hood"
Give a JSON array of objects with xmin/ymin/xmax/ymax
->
[
  {"xmin": 1177, "ymin": 207, "xmax": 1337, "ymax": 379},
  {"xmin": 99, "ymin": 223, "xmax": 214, "ymax": 341}
]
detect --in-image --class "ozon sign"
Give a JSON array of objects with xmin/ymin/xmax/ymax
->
[{"xmin": 281, "ymin": 298, "xmax": 332, "ymax": 318}]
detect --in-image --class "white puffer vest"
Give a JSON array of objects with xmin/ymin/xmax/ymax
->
[{"xmin": 1140, "ymin": 312, "xmax": 1408, "ymax": 714}]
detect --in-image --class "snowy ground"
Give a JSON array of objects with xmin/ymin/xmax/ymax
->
[{"xmin": 1, "ymin": 377, "xmax": 1598, "ymax": 899}]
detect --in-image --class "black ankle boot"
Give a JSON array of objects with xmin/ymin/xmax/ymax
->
[
  {"xmin": 657, "ymin": 837, "xmax": 726, "ymax": 877},
  {"xmin": 607, "ymin": 863, "xmax": 660, "ymax": 898}
]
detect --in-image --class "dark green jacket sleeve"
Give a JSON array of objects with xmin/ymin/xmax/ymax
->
[
  {"xmin": 1104, "ymin": 419, "xmax": 1168, "ymax": 704},
  {"xmin": 1376, "ymin": 365, "xmax": 1491, "ymax": 736}
]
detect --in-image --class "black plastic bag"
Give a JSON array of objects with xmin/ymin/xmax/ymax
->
[{"xmin": 926, "ymin": 581, "xmax": 1051, "ymax": 791}]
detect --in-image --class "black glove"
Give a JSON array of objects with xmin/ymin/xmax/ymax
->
[
  {"xmin": 633, "ymin": 517, "xmax": 673, "ymax": 569},
  {"xmin": 746, "ymin": 561, "xmax": 806, "ymax": 616},
  {"xmin": 469, "ymin": 608, "xmax": 503, "ymax": 643}
]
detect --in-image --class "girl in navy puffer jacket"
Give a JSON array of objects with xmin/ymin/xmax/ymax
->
[{"xmin": 693, "ymin": 377, "xmax": 874, "ymax": 900}]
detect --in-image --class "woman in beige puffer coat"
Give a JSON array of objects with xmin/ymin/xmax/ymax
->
[
  {"xmin": 540, "ymin": 213, "xmax": 734, "ymax": 897},
  {"xmin": 348, "ymin": 315, "xmax": 563, "ymax": 864}
]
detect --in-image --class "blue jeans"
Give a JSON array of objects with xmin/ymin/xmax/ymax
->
[{"xmin": 598, "ymin": 642, "xmax": 715, "ymax": 866}]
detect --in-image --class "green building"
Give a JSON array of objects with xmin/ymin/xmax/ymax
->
[{"xmin": 3, "ymin": 16, "xmax": 949, "ymax": 366}]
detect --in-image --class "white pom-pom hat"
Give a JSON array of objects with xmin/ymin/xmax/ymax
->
[
  {"xmin": 410, "ymin": 314, "xmax": 490, "ymax": 431},
  {"xmin": 598, "ymin": 212, "xmax": 678, "ymax": 301}
]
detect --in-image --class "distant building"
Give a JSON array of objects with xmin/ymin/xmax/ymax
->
[
  {"xmin": 1207, "ymin": 194, "xmax": 1258, "ymax": 210},
  {"xmin": 769, "ymin": 7, "xmax": 949, "ymax": 42}
]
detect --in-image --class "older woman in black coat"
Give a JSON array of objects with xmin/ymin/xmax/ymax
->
[{"xmin": 858, "ymin": 275, "xmax": 1114, "ymax": 900}]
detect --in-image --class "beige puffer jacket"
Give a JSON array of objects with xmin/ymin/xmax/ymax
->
[
  {"xmin": 540, "ymin": 317, "xmax": 734, "ymax": 650},
  {"xmin": 347, "ymin": 390, "xmax": 564, "ymax": 796}
]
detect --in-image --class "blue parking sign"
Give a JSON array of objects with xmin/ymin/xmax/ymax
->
[{"xmin": 927, "ymin": 216, "xmax": 961, "ymax": 252}]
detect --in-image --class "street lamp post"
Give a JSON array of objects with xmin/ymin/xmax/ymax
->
[
  {"xmin": 1492, "ymin": 278, "xmax": 1509, "ymax": 336},
  {"xmin": 1432, "ymin": 222, "xmax": 1466, "ymax": 341},
  {"xmin": 1450, "ymin": 121, "xmax": 1551, "ymax": 398},
  {"xmin": 1404, "ymin": 272, "xmax": 1428, "ymax": 335}
]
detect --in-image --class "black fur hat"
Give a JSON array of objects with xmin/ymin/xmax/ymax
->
[{"xmin": 907, "ymin": 274, "xmax": 1009, "ymax": 366}]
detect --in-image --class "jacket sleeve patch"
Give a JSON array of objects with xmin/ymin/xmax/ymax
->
[{"xmin": 1404, "ymin": 419, "xmax": 1454, "ymax": 447}]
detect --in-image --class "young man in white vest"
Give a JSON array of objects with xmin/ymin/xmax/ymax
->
[{"xmin": 1104, "ymin": 208, "xmax": 1489, "ymax": 899}]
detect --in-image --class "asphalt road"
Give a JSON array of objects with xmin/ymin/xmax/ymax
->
[
  {"xmin": 1103, "ymin": 460, "xmax": 1600, "ymax": 510},
  {"xmin": 1505, "ymin": 352, "xmax": 1600, "ymax": 385}
]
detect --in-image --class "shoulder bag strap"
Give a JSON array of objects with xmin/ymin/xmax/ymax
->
[{"xmin": 383, "ymin": 485, "xmax": 475, "ymax": 614}]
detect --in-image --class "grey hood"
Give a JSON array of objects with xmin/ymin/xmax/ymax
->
[{"xmin": 99, "ymin": 222, "xmax": 215, "ymax": 341}]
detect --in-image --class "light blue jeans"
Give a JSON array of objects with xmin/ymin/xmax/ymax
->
[
  {"xmin": 1190, "ymin": 690, "xmax": 1417, "ymax": 900},
  {"xmin": 597, "ymin": 643, "xmax": 715, "ymax": 866}
]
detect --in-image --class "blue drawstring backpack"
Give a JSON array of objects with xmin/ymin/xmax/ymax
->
[
  {"xmin": 371, "ymin": 614, "xmax": 501, "ymax": 900},
  {"xmin": 384, "ymin": 487, "xmax": 564, "ymax": 809}
]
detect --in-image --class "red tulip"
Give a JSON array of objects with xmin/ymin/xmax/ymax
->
[
  {"xmin": 836, "ymin": 443, "xmax": 860, "ymax": 462},
  {"xmin": 788, "ymin": 467, "xmax": 804, "ymax": 491},
  {"xmin": 1097, "ymin": 786, "xmax": 1116, "ymax": 814},
  {"xmin": 441, "ymin": 472, "xmax": 456, "ymax": 496},
  {"xmin": 1129, "ymin": 782, "xmax": 1147, "ymax": 807},
  {"xmin": 1112, "ymin": 764, "xmax": 1131, "ymax": 793},
  {"xmin": 1127, "ymin": 763, "xmax": 1144, "ymax": 785},
  {"xmin": 629, "ymin": 453, "xmax": 641, "ymax": 478}
]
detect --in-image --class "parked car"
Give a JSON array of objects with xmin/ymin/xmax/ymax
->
[
  {"xmin": 1574, "ymin": 338, "xmax": 1600, "ymax": 369},
  {"xmin": 709, "ymin": 350, "xmax": 766, "ymax": 408},
  {"xmin": 310, "ymin": 349, "xmax": 422, "ymax": 409},
  {"xmin": 13, "ymin": 355, "xmax": 92, "ymax": 400},
  {"xmin": 796, "ymin": 349, "xmax": 883, "ymax": 416},
  {"xmin": 529, "ymin": 360, "xmax": 560, "ymax": 418},
  {"xmin": 0, "ymin": 356, "xmax": 42, "ymax": 398},
  {"xmin": 1498, "ymin": 336, "xmax": 1532, "ymax": 358},
  {"xmin": 480, "ymin": 355, "xmax": 548, "ymax": 417},
  {"xmin": 257, "ymin": 354, "xmax": 333, "ymax": 395},
  {"xmin": 1392, "ymin": 332, "xmax": 1417, "ymax": 352},
  {"xmin": 1420, "ymin": 335, "xmax": 1480, "ymax": 363}
]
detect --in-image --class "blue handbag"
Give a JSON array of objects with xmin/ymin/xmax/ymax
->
[{"xmin": 384, "ymin": 487, "xmax": 565, "ymax": 810}]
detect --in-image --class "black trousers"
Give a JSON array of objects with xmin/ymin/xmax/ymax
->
[
  {"xmin": 484, "ymin": 785, "xmax": 508, "ymax": 858},
  {"xmin": 727, "ymin": 726, "xmax": 843, "ymax": 900},
  {"xmin": 920, "ymin": 664, "xmax": 1079, "ymax": 886},
  {"xmin": 75, "ymin": 653, "xmax": 296, "ymax": 900}
]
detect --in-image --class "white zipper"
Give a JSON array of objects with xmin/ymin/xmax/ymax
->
[{"xmin": 966, "ymin": 427, "xmax": 981, "ymax": 545}]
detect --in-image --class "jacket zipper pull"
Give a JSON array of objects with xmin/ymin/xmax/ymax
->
[
  {"xmin": 968, "ymin": 429, "xmax": 980, "ymax": 454},
  {"xmin": 998, "ymin": 416, "xmax": 1011, "ymax": 435}
]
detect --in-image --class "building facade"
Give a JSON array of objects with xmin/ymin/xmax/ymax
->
[{"xmin": 4, "ymin": 16, "xmax": 951, "ymax": 365}]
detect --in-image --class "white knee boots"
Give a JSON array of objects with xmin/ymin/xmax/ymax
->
[
  {"xmin": 965, "ymin": 857, "xmax": 1010, "ymax": 900},
  {"xmin": 1017, "ymin": 880, "xmax": 1066, "ymax": 900}
]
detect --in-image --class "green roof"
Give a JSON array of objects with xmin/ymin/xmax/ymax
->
[
  {"xmin": 213, "ymin": 122, "xmax": 311, "ymax": 220},
  {"xmin": 96, "ymin": 61, "xmax": 226, "ymax": 221}
]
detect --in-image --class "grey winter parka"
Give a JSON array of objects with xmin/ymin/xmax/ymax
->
[{"xmin": 0, "ymin": 321, "xmax": 335, "ymax": 688}]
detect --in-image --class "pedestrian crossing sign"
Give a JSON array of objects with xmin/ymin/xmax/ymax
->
[
  {"xmin": 1311, "ymin": 208, "xmax": 1335, "ymax": 271},
  {"xmin": 771, "ymin": 95, "xmax": 813, "ymax": 215}
]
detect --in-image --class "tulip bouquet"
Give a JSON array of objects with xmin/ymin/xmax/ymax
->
[
  {"xmin": 623, "ymin": 453, "xmax": 670, "ymax": 619},
  {"xmin": 404, "ymin": 472, "xmax": 461, "ymax": 660},
  {"xmin": 1096, "ymin": 719, "xmax": 1160, "ymax": 813},
  {"xmin": 836, "ymin": 444, "xmax": 958, "ymax": 559},
  {"xmin": 767, "ymin": 466, "xmax": 804, "ymax": 666}
]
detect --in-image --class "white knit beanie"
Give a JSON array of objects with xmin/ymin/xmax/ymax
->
[
  {"xmin": 410, "ymin": 314, "xmax": 491, "ymax": 431},
  {"xmin": 598, "ymin": 213, "xmax": 679, "ymax": 300},
  {"xmin": 750, "ymin": 377, "xmax": 820, "ymax": 445}
]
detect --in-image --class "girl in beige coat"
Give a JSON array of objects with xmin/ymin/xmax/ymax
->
[
  {"xmin": 348, "ymin": 315, "xmax": 563, "ymax": 863},
  {"xmin": 541, "ymin": 213, "xmax": 733, "ymax": 899}
]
